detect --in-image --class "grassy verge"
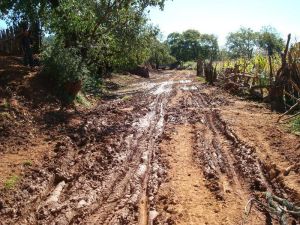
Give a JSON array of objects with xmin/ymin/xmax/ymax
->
[
  {"xmin": 4, "ymin": 175, "xmax": 19, "ymax": 189},
  {"xmin": 75, "ymin": 92, "xmax": 93, "ymax": 108},
  {"xmin": 182, "ymin": 61, "xmax": 197, "ymax": 70},
  {"xmin": 289, "ymin": 115, "xmax": 300, "ymax": 135},
  {"xmin": 196, "ymin": 76, "xmax": 206, "ymax": 83},
  {"xmin": 121, "ymin": 95, "xmax": 133, "ymax": 101}
]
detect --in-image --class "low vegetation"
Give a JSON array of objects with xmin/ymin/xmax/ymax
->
[
  {"xmin": 4, "ymin": 175, "xmax": 19, "ymax": 190},
  {"xmin": 23, "ymin": 160, "xmax": 33, "ymax": 167},
  {"xmin": 290, "ymin": 116, "xmax": 300, "ymax": 134}
]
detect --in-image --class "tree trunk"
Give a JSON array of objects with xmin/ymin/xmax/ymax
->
[
  {"xmin": 204, "ymin": 62, "xmax": 216, "ymax": 85},
  {"xmin": 268, "ymin": 55, "xmax": 273, "ymax": 85},
  {"xmin": 197, "ymin": 59, "xmax": 203, "ymax": 76}
]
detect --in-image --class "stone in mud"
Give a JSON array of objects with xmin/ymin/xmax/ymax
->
[{"xmin": 149, "ymin": 210, "xmax": 159, "ymax": 222}]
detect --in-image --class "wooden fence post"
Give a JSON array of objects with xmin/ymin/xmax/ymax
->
[{"xmin": 0, "ymin": 25, "xmax": 23, "ymax": 55}]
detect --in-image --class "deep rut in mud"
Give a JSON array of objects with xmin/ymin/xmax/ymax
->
[
  {"xmin": 154, "ymin": 79, "xmax": 299, "ymax": 225},
  {"xmin": 0, "ymin": 71, "xmax": 299, "ymax": 225}
]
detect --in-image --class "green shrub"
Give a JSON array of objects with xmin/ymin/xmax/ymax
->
[
  {"xmin": 75, "ymin": 92, "xmax": 92, "ymax": 107},
  {"xmin": 23, "ymin": 160, "xmax": 32, "ymax": 166},
  {"xmin": 182, "ymin": 61, "xmax": 197, "ymax": 70},
  {"xmin": 290, "ymin": 115, "xmax": 300, "ymax": 134},
  {"xmin": 82, "ymin": 75, "xmax": 104, "ymax": 96},
  {"xmin": 196, "ymin": 76, "xmax": 206, "ymax": 83},
  {"xmin": 42, "ymin": 42, "xmax": 90, "ymax": 88},
  {"xmin": 122, "ymin": 95, "xmax": 132, "ymax": 101},
  {"xmin": 4, "ymin": 175, "xmax": 19, "ymax": 189}
]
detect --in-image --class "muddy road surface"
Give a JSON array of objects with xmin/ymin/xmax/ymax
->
[{"xmin": 0, "ymin": 71, "xmax": 299, "ymax": 225}]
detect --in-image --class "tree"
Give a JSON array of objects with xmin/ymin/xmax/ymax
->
[
  {"xmin": 217, "ymin": 48, "xmax": 230, "ymax": 61},
  {"xmin": 257, "ymin": 26, "xmax": 284, "ymax": 56},
  {"xmin": 0, "ymin": 0, "xmax": 168, "ymax": 85},
  {"xmin": 181, "ymin": 29, "xmax": 201, "ymax": 61},
  {"xmin": 166, "ymin": 30, "xmax": 219, "ymax": 62},
  {"xmin": 257, "ymin": 26, "xmax": 284, "ymax": 83},
  {"xmin": 226, "ymin": 27, "xmax": 258, "ymax": 60},
  {"xmin": 148, "ymin": 38, "xmax": 176, "ymax": 69},
  {"xmin": 167, "ymin": 30, "xmax": 201, "ymax": 61},
  {"xmin": 199, "ymin": 34, "xmax": 219, "ymax": 61},
  {"xmin": 167, "ymin": 32, "xmax": 184, "ymax": 60}
]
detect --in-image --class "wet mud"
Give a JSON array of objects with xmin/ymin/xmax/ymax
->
[{"xmin": 0, "ymin": 71, "xmax": 299, "ymax": 225}]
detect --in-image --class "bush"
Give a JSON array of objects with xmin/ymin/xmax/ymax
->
[
  {"xmin": 182, "ymin": 61, "xmax": 197, "ymax": 70},
  {"xmin": 41, "ymin": 41, "xmax": 93, "ymax": 104},
  {"xmin": 42, "ymin": 42, "xmax": 90, "ymax": 89},
  {"xmin": 290, "ymin": 115, "xmax": 300, "ymax": 134}
]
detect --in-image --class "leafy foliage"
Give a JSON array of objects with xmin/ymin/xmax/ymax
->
[
  {"xmin": 167, "ymin": 30, "xmax": 219, "ymax": 62},
  {"xmin": 290, "ymin": 116, "xmax": 300, "ymax": 134},
  {"xmin": 226, "ymin": 27, "xmax": 258, "ymax": 59},
  {"xmin": 148, "ymin": 38, "xmax": 176, "ymax": 68},
  {"xmin": 225, "ymin": 26, "xmax": 284, "ymax": 60},
  {"xmin": 0, "ymin": 0, "xmax": 168, "ymax": 96},
  {"xmin": 257, "ymin": 26, "xmax": 284, "ymax": 56},
  {"xmin": 42, "ymin": 42, "xmax": 89, "ymax": 84}
]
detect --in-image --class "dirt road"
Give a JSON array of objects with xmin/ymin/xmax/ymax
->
[{"xmin": 0, "ymin": 71, "xmax": 299, "ymax": 225}]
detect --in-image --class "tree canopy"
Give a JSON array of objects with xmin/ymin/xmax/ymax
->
[
  {"xmin": 166, "ymin": 30, "xmax": 219, "ymax": 62},
  {"xmin": 257, "ymin": 26, "xmax": 284, "ymax": 56},
  {"xmin": 226, "ymin": 27, "xmax": 258, "ymax": 60},
  {"xmin": 0, "ymin": 0, "xmax": 170, "ymax": 86},
  {"xmin": 226, "ymin": 26, "xmax": 285, "ymax": 59}
]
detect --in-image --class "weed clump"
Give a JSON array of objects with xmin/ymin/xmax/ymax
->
[
  {"xmin": 23, "ymin": 160, "xmax": 32, "ymax": 166},
  {"xmin": 122, "ymin": 95, "xmax": 132, "ymax": 101},
  {"xmin": 290, "ymin": 115, "xmax": 300, "ymax": 135},
  {"xmin": 4, "ymin": 175, "xmax": 19, "ymax": 189}
]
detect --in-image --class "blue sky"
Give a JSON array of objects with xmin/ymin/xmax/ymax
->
[
  {"xmin": 1, "ymin": 0, "xmax": 299, "ymax": 46},
  {"xmin": 149, "ymin": 0, "xmax": 300, "ymax": 46}
]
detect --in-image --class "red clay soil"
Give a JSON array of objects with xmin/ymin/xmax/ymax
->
[{"xmin": 0, "ymin": 56, "xmax": 299, "ymax": 225}]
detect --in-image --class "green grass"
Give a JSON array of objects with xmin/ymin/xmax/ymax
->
[
  {"xmin": 121, "ymin": 95, "xmax": 132, "ymax": 101},
  {"xmin": 23, "ymin": 160, "xmax": 32, "ymax": 166},
  {"xmin": 4, "ymin": 175, "xmax": 19, "ymax": 189},
  {"xmin": 1, "ymin": 99, "xmax": 10, "ymax": 110},
  {"xmin": 289, "ymin": 115, "xmax": 300, "ymax": 135},
  {"xmin": 196, "ymin": 76, "xmax": 206, "ymax": 83},
  {"xmin": 75, "ymin": 92, "xmax": 92, "ymax": 107},
  {"xmin": 182, "ymin": 61, "xmax": 197, "ymax": 70},
  {"xmin": 0, "ymin": 112, "xmax": 13, "ymax": 120}
]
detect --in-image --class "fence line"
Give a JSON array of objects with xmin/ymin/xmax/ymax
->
[{"xmin": 0, "ymin": 26, "xmax": 22, "ymax": 55}]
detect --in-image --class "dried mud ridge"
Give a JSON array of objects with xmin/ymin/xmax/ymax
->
[{"xmin": 0, "ymin": 72, "xmax": 299, "ymax": 225}]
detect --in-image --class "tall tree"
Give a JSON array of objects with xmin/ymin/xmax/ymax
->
[
  {"xmin": 1, "ymin": 0, "xmax": 168, "ymax": 91},
  {"xmin": 167, "ymin": 30, "xmax": 219, "ymax": 62},
  {"xmin": 199, "ymin": 34, "xmax": 219, "ymax": 61},
  {"xmin": 148, "ymin": 38, "xmax": 175, "ymax": 69},
  {"xmin": 257, "ymin": 26, "xmax": 284, "ymax": 56},
  {"xmin": 181, "ymin": 29, "xmax": 201, "ymax": 61},
  {"xmin": 226, "ymin": 27, "xmax": 258, "ymax": 60},
  {"xmin": 257, "ymin": 26, "xmax": 284, "ymax": 84},
  {"xmin": 167, "ymin": 32, "xmax": 184, "ymax": 60}
]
